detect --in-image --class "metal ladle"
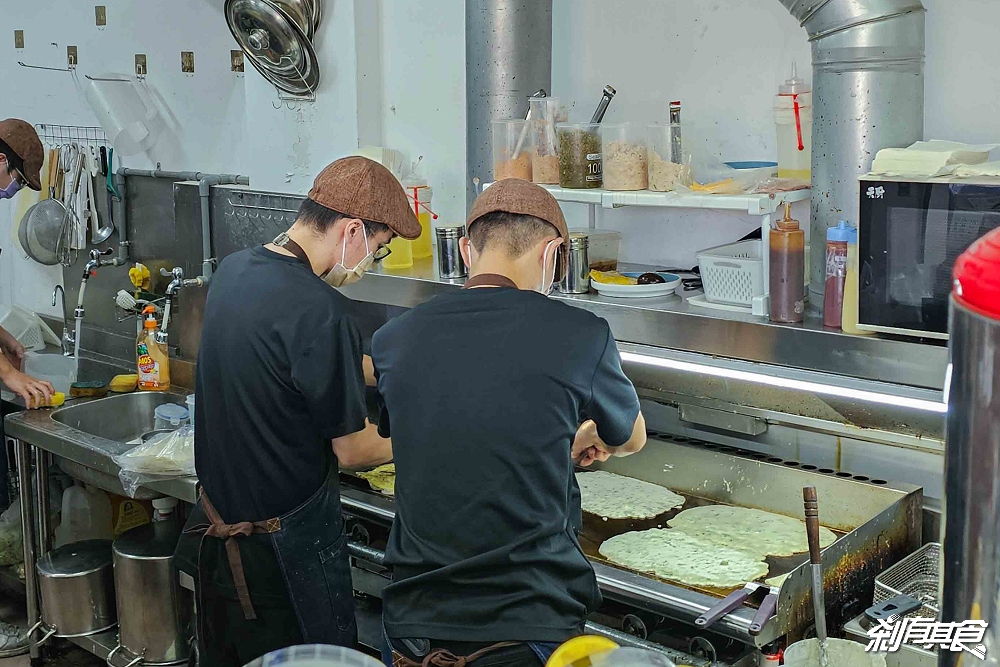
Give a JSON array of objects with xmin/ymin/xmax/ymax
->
[{"xmin": 92, "ymin": 148, "xmax": 117, "ymax": 244}]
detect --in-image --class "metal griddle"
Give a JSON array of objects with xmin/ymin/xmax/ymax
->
[
  {"xmin": 576, "ymin": 489, "xmax": 847, "ymax": 602},
  {"xmin": 339, "ymin": 436, "xmax": 922, "ymax": 648}
]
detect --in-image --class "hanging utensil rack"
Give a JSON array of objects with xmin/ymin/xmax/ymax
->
[
  {"xmin": 34, "ymin": 124, "xmax": 110, "ymax": 149},
  {"xmin": 227, "ymin": 191, "xmax": 304, "ymax": 224}
]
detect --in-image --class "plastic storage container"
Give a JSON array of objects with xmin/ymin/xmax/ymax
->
[
  {"xmin": 601, "ymin": 123, "xmax": 648, "ymax": 191},
  {"xmin": 186, "ymin": 393, "xmax": 196, "ymax": 425},
  {"xmin": 648, "ymin": 120, "xmax": 690, "ymax": 192},
  {"xmin": 23, "ymin": 352, "xmax": 79, "ymax": 395},
  {"xmin": 403, "ymin": 178, "xmax": 434, "ymax": 259},
  {"xmin": 79, "ymin": 74, "xmax": 164, "ymax": 157},
  {"xmin": 0, "ymin": 305, "xmax": 52, "ymax": 352},
  {"xmin": 697, "ymin": 240, "xmax": 764, "ymax": 307},
  {"xmin": 769, "ymin": 203, "xmax": 806, "ymax": 323},
  {"xmin": 529, "ymin": 98, "xmax": 566, "ymax": 184},
  {"xmin": 54, "ymin": 482, "xmax": 115, "ymax": 547},
  {"xmin": 154, "ymin": 403, "xmax": 189, "ymax": 430},
  {"xmin": 382, "ymin": 235, "xmax": 413, "ymax": 269},
  {"xmin": 823, "ymin": 221, "xmax": 851, "ymax": 328},
  {"xmin": 557, "ymin": 123, "xmax": 603, "ymax": 189},
  {"xmin": 492, "ymin": 119, "xmax": 533, "ymax": 181},
  {"xmin": 569, "ymin": 228, "xmax": 621, "ymax": 271},
  {"xmin": 774, "ymin": 63, "xmax": 812, "ymax": 182},
  {"xmin": 244, "ymin": 645, "xmax": 384, "ymax": 667}
]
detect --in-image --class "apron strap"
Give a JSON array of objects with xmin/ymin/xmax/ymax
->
[
  {"xmin": 392, "ymin": 642, "xmax": 521, "ymax": 667},
  {"xmin": 273, "ymin": 233, "xmax": 315, "ymax": 273},
  {"xmin": 462, "ymin": 273, "xmax": 517, "ymax": 289},
  {"xmin": 187, "ymin": 491, "xmax": 281, "ymax": 621}
]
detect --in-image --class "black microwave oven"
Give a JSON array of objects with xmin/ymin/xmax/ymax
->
[{"xmin": 858, "ymin": 176, "xmax": 1000, "ymax": 339}]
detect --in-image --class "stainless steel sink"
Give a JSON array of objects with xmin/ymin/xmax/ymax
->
[{"xmin": 52, "ymin": 392, "xmax": 187, "ymax": 443}]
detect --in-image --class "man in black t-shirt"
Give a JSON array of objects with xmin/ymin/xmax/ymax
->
[
  {"xmin": 372, "ymin": 179, "xmax": 647, "ymax": 667},
  {"xmin": 174, "ymin": 157, "xmax": 422, "ymax": 666}
]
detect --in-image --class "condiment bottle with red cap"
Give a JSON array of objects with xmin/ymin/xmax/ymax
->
[{"xmin": 823, "ymin": 221, "xmax": 851, "ymax": 329}]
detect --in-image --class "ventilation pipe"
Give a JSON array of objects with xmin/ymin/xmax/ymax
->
[
  {"xmin": 779, "ymin": 0, "xmax": 925, "ymax": 310},
  {"xmin": 466, "ymin": 0, "xmax": 553, "ymax": 209}
]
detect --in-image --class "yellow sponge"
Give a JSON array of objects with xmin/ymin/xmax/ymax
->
[{"xmin": 109, "ymin": 374, "xmax": 139, "ymax": 393}]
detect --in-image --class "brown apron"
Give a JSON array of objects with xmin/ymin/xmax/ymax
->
[
  {"xmin": 192, "ymin": 490, "xmax": 281, "ymax": 620},
  {"xmin": 390, "ymin": 642, "xmax": 521, "ymax": 667}
]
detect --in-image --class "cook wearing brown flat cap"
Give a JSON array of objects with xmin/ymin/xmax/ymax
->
[
  {"xmin": 174, "ymin": 156, "xmax": 414, "ymax": 665},
  {"xmin": 0, "ymin": 119, "xmax": 43, "ymax": 199},
  {"xmin": 372, "ymin": 179, "xmax": 647, "ymax": 667}
]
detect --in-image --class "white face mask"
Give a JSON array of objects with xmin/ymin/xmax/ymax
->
[
  {"xmin": 537, "ymin": 239, "xmax": 561, "ymax": 295},
  {"xmin": 324, "ymin": 227, "xmax": 375, "ymax": 287}
]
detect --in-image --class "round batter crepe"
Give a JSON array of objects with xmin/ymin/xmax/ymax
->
[
  {"xmin": 577, "ymin": 471, "xmax": 686, "ymax": 519},
  {"xmin": 600, "ymin": 528, "xmax": 770, "ymax": 589},
  {"xmin": 667, "ymin": 505, "xmax": 837, "ymax": 558},
  {"xmin": 356, "ymin": 463, "xmax": 395, "ymax": 495}
]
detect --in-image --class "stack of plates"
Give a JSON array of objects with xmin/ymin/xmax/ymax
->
[{"xmin": 226, "ymin": 0, "xmax": 322, "ymax": 97}]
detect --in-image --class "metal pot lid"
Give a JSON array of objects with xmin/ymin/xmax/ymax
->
[
  {"xmin": 309, "ymin": 0, "xmax": 322, "ymax": 34},
  {"xmin": 226, "ymin": 0, "xmax": 320, "ymax": 96},
  {"xmin": 270, "ymin": 0, "xmax": 313, "ymax": 40},
  {"xmin": 37, "ymin": 539, "xmax": 113, "ymax": 577},
  {"xmin": 113, "ymin": 519, "xmax": 182, "ymax": 560}
]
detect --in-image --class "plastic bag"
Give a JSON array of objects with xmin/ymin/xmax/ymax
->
[
  {"xmin": 114, "ymin": 426, "xmax": 195, "ymax": 497},
  {"xmin": 0, "ymin": 499, "xmax": 23, "ymax": 567}
]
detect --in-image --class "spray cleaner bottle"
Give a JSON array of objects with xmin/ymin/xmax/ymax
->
[{"xmin": 137, "ymin": 305, "xmax": 170, "ymax": 391}]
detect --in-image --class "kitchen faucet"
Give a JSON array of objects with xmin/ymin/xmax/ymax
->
[
  {"xmin": 156, "ymin": 266, "xmax": 203, "ymax": 345},
  {"xmin": 51, "ymin": 285, "xmax": 75, "ymax": 357},
  {"xmin": 74, "ymin": 248, "xmax": 115, "ymax": 359}
]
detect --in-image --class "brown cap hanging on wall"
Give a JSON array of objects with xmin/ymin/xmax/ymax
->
[
  {"xmin": 308, "ymin": 156, "xmax": 421, "ymax": 239},
  {"xmin": 0, "ymin": 119, "xmax": 44, "ymax": 191},
  {"xmin": 466, "ymin": 178, "xmax": 569, "ymax": 241}
]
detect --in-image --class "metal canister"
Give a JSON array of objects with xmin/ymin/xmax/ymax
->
[
  {"xmin": 558, "ymin": 234, "xmax": 590, "ymax": 294},
  {"xmin": 436, "ymin": 226, "xmax": 468, "ymax": 279},
  {"xmin": 939, "ymin": 228, "xmax": 1000, "ymax": 667},
  {"xmin": 36, "ymin": 539, "xmax": 116, "ymax": 637},
  {"xmin": 111, "ymin": 520, "xmax": 192, "ymax": 665}
]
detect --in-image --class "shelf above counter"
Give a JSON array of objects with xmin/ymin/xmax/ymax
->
[
  {"xmin": 484, "ymin": 183, "xmax": 811, "ymax": 214},
  {"xmin": 338, "ymin": 257, "xmax": 948, "ymax": 391}
]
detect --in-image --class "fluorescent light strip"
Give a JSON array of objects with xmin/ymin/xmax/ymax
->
[{"xmin": 620, "ymin": 351, "xmax": 949, "ymax": 414}]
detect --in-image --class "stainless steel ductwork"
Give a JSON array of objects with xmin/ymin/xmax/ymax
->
[
  {"xmin": 466, "ymin": 0, "xmax": 552, "ymax": 209},
  {"xmin": 779, "ymin": 0, "xmax": 926, "ymax": 310}
]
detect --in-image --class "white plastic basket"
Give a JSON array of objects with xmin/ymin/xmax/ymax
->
[
  {"xmin": 697, "ymin": 239, "xmax": 764, "ymax": 307},
  {"xmin": 0, "ymin": 306, "xmax": 49, "ymax": 352}
]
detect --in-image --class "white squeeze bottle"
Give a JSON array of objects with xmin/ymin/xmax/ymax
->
[{"xmin": 775, "ymin": 63, "xmax": 812, "ymax": 182}]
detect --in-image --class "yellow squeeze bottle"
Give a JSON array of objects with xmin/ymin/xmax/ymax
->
[{"xmin": 137, "ymin": 306, "xmax": 170, "ymax": 391}]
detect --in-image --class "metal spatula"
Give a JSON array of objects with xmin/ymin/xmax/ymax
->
[{"xmin": 803, "ymin": 485, "xmax": 829, "ymax": 667}]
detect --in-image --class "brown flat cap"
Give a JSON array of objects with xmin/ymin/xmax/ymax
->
[
  {"xmin": 466, "ymin": 178, "xmax": 568, "ymax": 241},
  {"xmin": 308, "ymin": 156, "xmax": 421, "ymax": 240},
  {"xmin": 0, "ymin": 119, "xmax": 44, "ymax": 191}
]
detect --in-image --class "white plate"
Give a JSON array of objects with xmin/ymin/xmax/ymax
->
[{"xmin": 591, "ymin": 272, "xmax": 681, "ymax": 298}]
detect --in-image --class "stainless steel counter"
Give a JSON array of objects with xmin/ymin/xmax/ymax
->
[{"xmin": 339, "ymin": 258, "xmax": 948, "ymax": 391}]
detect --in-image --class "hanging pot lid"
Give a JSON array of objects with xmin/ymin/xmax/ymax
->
[
  {"xmin": 270, "ymin": 0, "xmax": 314, "ymax": 40},
  {"xmin": 309, "ymin": 0, "xmax": 322, "ymax": 34},
  {"xmin": 225, "ymin": 0, "xmax": 320, "ymax": 97}
]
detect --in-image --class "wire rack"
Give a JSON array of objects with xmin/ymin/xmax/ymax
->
[
  {"xmin": 34, "ymin": 124, "xmax": 109, "ymax": 149},
  {"xmin": 873, "ymin": 542, "xmax": 940, "ymax": 620}
]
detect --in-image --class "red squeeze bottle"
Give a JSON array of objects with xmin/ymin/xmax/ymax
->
[{"xmin": 823, "ymin": 221, "xmax": 851, "ymax": 328}]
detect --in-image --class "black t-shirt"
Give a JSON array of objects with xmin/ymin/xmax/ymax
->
[
  {"xmin": 371, "ymin": 286, "xmax": 640, "ymax": 644},
  {"xmin": 195, "ymin": 246, "xmax": 367, "ymax": 522}
]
